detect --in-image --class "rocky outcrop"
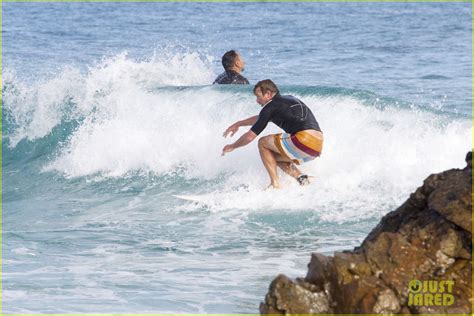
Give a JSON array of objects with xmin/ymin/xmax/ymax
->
[{"xmin": 261, "ymin": 152, "xmax": 472, "ymax": 314}]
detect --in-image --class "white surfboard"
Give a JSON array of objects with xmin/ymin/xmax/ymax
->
[{"xmin": 173, "ymin": 194, "xmax": 207, "ymax": 203}]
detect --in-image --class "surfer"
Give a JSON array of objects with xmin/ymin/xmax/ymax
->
[
  {"xmin": 213, "ymin": 50, "xmax": 249, "ymax": 85},
  {"xmin": 222, "ymin": 79, "xmax": 323, "ymax": 189}
]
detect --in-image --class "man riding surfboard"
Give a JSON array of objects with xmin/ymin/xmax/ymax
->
[{"xmin": 222, "ymin": 79, "xmax": 323, "ymax": 189}]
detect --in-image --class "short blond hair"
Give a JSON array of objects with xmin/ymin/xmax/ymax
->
[{"xmin": 253, "ymin": 79, "xmax": 280, "ymax": 96}]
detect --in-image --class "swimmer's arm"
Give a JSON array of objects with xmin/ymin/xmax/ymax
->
[
  {"xmin": 222, "ymin": 130, "xmax": 257, "ymax": 156},
  {"xmin": 223, "ymin": 116, "xmax": 258, "ymax": 138}
]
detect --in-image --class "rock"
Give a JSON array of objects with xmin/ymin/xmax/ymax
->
[
  {"xmin": 373, "ymin": 288, "xmax": 400, "ymax": 314},
  {"xmin": 305, "ymin": 253, "xmax": 332, "ymax": 290},
  {"xmin": 427, "ymin": 169, "xmax": 471, "ymax": 233},
  {"xmin": 260, "ymin": 152, "xmax": 472, "ymax": 314},
  {"xmin": 260, "ymin": 274, "xmax": 330, "ymax": 314}
]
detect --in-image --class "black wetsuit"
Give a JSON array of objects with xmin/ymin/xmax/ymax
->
[
  {"xmin": 251, "ymin": 94, "xmax": 321, "ymax": 135},
  {"xmin": 213, "ymin": 71, "xmax": 249, "ymax": 85}
]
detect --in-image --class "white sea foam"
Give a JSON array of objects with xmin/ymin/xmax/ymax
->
[
  {"xmin": 11, "ymin": 247, "xmax": 37, "ymax": 256},
  {"xmin": 3, "ymin": 51, "xmax": 215, "ymax": 146},
  {"xmin": 4, "ymin": 52, "xmax": 471, "ymax": 222},
  {"xmin": 48, "ymin": 86, "xmax": 469, "ymax": 221}
]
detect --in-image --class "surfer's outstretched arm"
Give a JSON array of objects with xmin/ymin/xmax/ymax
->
[
  {"xmin": 238, "ymin": 115, "xmax": 259, "ymax": 126},
  {"xmin": 223, "ymin": 115, "xmax": 258, "ymax": 138},
  {"xmin": 222, "ymin": 130, "xmax": 257, "ymax": 155}
]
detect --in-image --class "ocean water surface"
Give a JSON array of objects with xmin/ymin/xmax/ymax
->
[{"xmin": 3, "ymin": 2, "xmax": 472, "ymax": 313}]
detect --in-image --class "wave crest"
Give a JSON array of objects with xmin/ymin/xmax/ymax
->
[{"xmin": 3, "ymin": 50, "xmax": 215, "ymax": 146}]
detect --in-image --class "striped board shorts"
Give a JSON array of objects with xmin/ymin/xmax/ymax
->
[{"xmin": 273, "ymin": 130, "xmax": 324, "ymax": 165}]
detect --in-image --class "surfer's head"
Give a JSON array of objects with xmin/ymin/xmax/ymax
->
[
  {"xmin": 222, "ymin": 50, "xmax": 245, "ymax": 73},
  {"xmin": 253, "ymin": 79, "xmax": 279, "ymax": 105}
]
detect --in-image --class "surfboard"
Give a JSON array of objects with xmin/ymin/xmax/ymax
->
[{"xmin": 173, "ymin": 194, "xmax": 207, "ymax": 203}]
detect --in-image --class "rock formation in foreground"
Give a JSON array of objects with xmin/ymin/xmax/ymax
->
[{"xmin": 260, "ymin": 152, "xmax": 472, "ymax": 314}]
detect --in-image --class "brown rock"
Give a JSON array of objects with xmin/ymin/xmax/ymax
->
[
  {"xmin": 260, "ymin": 152, "xmax": 472, "ymax": 314},
  {"xmin": 427, "ymin": 169, "xmax": 472, "ymax": 233},
  {"xmin": 305, "ymin": 253, "xmax": 332, "ymax": 290},
  {"xmin": 373, "ymin": 288, "xmax": 401, "ymax": 314},
  {"xmin": 260, "ymin": 274, "xmax": 329, "ymax": 314}
]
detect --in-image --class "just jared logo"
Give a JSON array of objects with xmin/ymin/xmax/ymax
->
[{"xmin": 408, "ymin": 279, "xmax": 455, "ymax": 306}]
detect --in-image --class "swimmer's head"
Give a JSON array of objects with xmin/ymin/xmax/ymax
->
[
  {"xmin": 253, "ymin": 79, "xmax": 279, "ymax": 105},
  {"xmin": 222, "ymin": 50, "xmax": 245, "ymax": 72}
]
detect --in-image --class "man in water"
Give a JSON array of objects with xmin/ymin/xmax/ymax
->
[
  {"xmin": 222, "ymin": 79, "xmax": 323, "ymax": 189},
  {"xmin": 213, "ymin": 50, "xmax": 249, "ymax": 85}
]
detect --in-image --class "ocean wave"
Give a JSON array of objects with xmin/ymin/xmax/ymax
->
[
  {"xmin": 3, "ymin": 51, "xmax": 471, "ymax": 221},
  {"xmin": 3, "ymin": 50, "xmax": 215, "ymax": 146}
]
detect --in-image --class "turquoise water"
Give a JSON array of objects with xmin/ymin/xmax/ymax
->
[{"xmin": 3, "ymin": 2, "xmax": 472, "ymax": 313}]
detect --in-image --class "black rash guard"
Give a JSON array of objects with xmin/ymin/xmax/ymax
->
[
  {"xmin": 213, "ymin": 71, "xmax": 249, "ymax": 85},
  {"xmin": 250, "ymin": 94, "xmax": 322, "ymax": 135}
]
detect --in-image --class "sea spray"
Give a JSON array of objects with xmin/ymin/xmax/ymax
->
[
  {"xmin": 4, "ymin": 55, "xmax": 470, "ymax": 221},
  {"xmin": 3, "ymin": 51, "xmax": 215, "ymax": 147}
]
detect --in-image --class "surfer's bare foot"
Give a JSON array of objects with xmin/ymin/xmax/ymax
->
[{"xmin": 264, "ymin": 183, "xmax": 280, "ymax": 190}]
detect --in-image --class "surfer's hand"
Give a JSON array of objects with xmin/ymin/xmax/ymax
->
[
  {"xmin": 223, "ymin": 124, "xmax": 239, "ymax": 138},
  {"xmin": 221, "ymin": 144, "xmax": 234, "ymax": 156}
]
